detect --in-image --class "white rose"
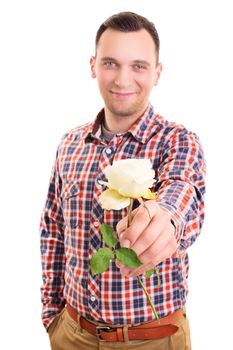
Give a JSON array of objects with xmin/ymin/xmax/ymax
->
[{"xmin": 99, "ymin": 159, "xmax": 156, "ymax": 210}]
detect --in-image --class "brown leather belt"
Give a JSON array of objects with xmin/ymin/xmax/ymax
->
[{"xmin": 66, "ymin": 303, "xmax": 183, "ymax": 341}]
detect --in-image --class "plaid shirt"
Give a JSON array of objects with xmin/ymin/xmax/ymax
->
[{"xmin": 40, "ymin": 104, "xmax": 206, "ymax": 329}]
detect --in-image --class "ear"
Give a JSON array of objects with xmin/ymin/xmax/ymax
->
[
  {"xmin": 153, "ymin": 63, "xmax": 163, "ymax": 86},
  {"xmin": 90, "ymin": 56, "xmax": 96, "ymax": 78}
]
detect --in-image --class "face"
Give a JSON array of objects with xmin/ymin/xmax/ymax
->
[{"xmin": 90, "ymin": 28, "xmax": 162, "ymax": 120}]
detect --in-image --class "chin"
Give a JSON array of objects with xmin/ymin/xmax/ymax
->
[{"xmin": 108, "ymin": 106, "xmax": 138, "ymax": 118}]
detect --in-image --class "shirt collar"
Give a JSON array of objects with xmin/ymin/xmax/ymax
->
[
  {"xmin": 81, "ymin": 109, "xmax": 105, "ymax": 141},
  {"xmin": 81, "ymin": 103, "xmax": 159, "ymax": 144},
  {"xmin": 127, "ymin": 103, "xmax": 159, "ymax": 144}
]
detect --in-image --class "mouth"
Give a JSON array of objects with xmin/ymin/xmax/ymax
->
[{"xmin": 109, "ymin": 91, "xmax": 137, "ymax": 99}]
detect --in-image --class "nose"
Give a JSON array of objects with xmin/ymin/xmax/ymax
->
[{"xmin": 114, "ymin": 67, "xmax": 132, "ymax": 88}]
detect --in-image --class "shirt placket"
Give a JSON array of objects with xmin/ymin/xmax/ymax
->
[{"xmin": 87, "ymin": 139, "xmax": 118, "ymax": 319}]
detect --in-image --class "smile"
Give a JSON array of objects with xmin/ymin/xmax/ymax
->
[{"xmin": 110, "ymin": 91, "xmax": 137, "ymax": 98}]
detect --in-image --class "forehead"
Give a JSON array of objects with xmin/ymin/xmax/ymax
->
[{"xmin": 96, "ymin": 28, "xmax": 157, "ymax": 63}]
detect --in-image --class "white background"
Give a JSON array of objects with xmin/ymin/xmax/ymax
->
[{"xmin": 0, "ymin": 0, "xmax": 232, "ymax": 349}]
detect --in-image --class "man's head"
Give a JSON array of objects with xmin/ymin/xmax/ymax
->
[
  {"xmin": 95, "ymin": 12, "xmax": 160, "ymax": 63},
  {"xmin": 90, "ymin": 12, "xmax": 162, "ymax": 129}
]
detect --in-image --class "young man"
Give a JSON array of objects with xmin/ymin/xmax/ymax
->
[{"xmin": 40, "ymin": 12, "xmax": 206, "ymax": 349}]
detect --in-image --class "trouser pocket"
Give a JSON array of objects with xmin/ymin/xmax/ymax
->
[{"xmin": 48, "ymin": 308, "xmax": 65, "ymax": 344}]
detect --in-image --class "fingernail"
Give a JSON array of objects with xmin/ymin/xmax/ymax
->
[{"xmin": 122, "ymin": 239, "xmax": 131, "ymax": 248}]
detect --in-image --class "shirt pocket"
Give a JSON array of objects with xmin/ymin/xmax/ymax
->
[{"xmin": 62, "ymin": 180, "xmax": 80, "ymax": 229}]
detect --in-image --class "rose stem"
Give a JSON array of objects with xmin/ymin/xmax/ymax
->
[
  {"xmin": 127, "ymin": 198, "xmax": 134, "ymax": 227},
  {"xmin": 136, "ymin": 275, "xmax": 159, "ymax": 321},
  {"xmin": 127, "ymin": 198, "xmax": 159, "ymax": 321}
]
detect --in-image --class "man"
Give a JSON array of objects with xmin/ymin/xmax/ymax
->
[{"xmin": 40, "ymin": 11, "xmax": 206, "ymax": 349}]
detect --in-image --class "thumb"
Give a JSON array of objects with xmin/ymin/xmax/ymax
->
[{"xmin": 116, "ymin": 205, "xmax": 139, "ymax": 236}]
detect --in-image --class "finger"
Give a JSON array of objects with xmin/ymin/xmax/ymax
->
[
  {"xmin": 119, "ymin": 204, "xmax": 156, "ymax": 247},
  {"xmin": 115, "ymin": 259, "xmax": 124, "ymax": 269},
  {"xmin": 131, "ymin": 236, "xmax": 178, "ymax": 277},
  {"xmin": 116, "ymin": 206, "xmax": 140, "ymax": 236},
  {"xmin": 130, "ymin": 262, "xmax": 155, "ymax": 277},
  {"xmin": 117, "ymin": 200, "xmax": 160, "ymax": 237},
  {"xmin": 120, "ymin": 266, "xmax": 133, "ymax": 276},
  {"xmin": 116, "ymin": 216, "xmax": 128, "ymax": 237},
  {"xmin": 115, "ymin": 259, "xmax": 135, "ymax": 277},
  {"xmin": 139, "ymin": 225, "xmax": 177, "ymax": 264},
  {"xmin": 130, "ymin": 212, "xmax": 171, "ymax": 257}
]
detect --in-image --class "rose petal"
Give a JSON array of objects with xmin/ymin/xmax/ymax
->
[
  {"xmin": 102, "ymin": 159, "xmax": 156, "ymax": 200},
  {"xmin": 99, "ymin": 189, "xmax": 130, "ymax": 210},
  {"xmin": 104, "ymin": 165, "xmax": 132, "ymax": 190},
  {"xmin": 120, "ymin": 179, "xmax": 155, "ymax": 197},
  {"xmin": 142, "ymin": 189, "xmax": 157, "ymax": 200}
]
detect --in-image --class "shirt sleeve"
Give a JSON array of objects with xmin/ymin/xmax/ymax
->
[
  {"xmin": 40, "ymin": 144, "xmax": 66, "ymax": 330},
  {"xmin": 155, "ymin": 127, "xmax": 206, "ymax": 253}
]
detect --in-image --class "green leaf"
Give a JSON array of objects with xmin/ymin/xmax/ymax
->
[
  {"xmin": 90, "ymin": 248, "xmax": 114, "ymax": 276},
  {"xmin": 116, "ymin": 248, "xmax": 142, "ymax": 268},
  {"xmin": 100, "ymin": 223, "xmax": 118, "ymax": 248},
  {"xmin": 145, "ymin": 269, "xmax": 155, "ymax": 279}
]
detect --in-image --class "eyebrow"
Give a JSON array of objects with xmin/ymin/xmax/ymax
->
[
  {"xmin": 100, "ymin": 57, "xmax": 151, "ymax": 66},
  {"xmin": 100, "ymin": 57, "xmax": 116, "ymax": 63},
  {"xmin": 132, "ymin": 60, "xmax": 151, "ymax": 67}
]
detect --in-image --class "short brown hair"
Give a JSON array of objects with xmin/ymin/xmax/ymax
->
[{"xmin": 95, "ymin": 12, "xmax": 160, "ymax": 58}]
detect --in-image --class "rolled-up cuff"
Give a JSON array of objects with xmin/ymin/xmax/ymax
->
[{"xmin": 157, "ymin": 202, "xmax": 186, "ymax": 255}]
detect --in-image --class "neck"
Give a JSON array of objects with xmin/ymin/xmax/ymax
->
[{"xmin": 103, "ymin": 106, "xmax": 147, "ymax": 133}]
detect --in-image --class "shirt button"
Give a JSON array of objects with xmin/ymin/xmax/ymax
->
[
  {"xmin": 93, "ymin": 221, "xmax": 99, "ymax": 227},
  {"xmin": 105, "ymin": 148, "xmax": 112, "ymax": 155},
  {"xmin": 90, "ymin": 295, "xmax": 96, "ymax": 302}
]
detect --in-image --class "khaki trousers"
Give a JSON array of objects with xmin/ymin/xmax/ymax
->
[{"xmin": 48, "ymin": 308, "xmax": 191, "ymax": 350}]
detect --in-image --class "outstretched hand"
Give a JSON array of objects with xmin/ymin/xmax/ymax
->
[{"xmin": 116, "ymin": 200, "xmax": 178, "ymax": 277}]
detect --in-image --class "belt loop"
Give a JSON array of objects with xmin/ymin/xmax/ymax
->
[
  {"xmin": 116, "ymin": 328, "xmax": 124, "ymax": 341},
  {"xmin": 123, "ymin": 326, "xmax": 129, "ymax": 342},
  {"xmin": 76, "ymin": 314, "xmax": 82, "ymax": 333}
]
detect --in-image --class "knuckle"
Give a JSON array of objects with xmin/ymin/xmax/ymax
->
[
  {"xmin": 151, "ymin": 256, "xmax": 159, "ymax": 266},
  {"xmin": 169, "ymin": 231, "xmax": 178, "ymax": 245},
  {"xmin": 116, "ymin": 221, "xmax": 121, "ymax": 232},
  {"xmin": 139, "ymin": 248, "xmax": 158, "ymax": 265},
  {"xmin": 159, "ymin": 207, "xmax": 171, "ymax": 220},
  {"xmin": 168, "ymin": 240, "xmax": 178, "ymax": 255},
  {"xmin": 143, "ymin": 232, "xmax": 154, "ymax": 246},
  {"xmin": 135, "ymin": 211, "xmax": 147, "ymax": 223},
  {"xmin": 139, "ymin": 256, "xmax": 148, "ymax": 265},
  {"xmin": 116, "ymin": 219, "xmax": 126, "ymax": 233},
  {"xmin": 121, "ymin": 233, "xmax": 134, "ymax": 246},
  {"xmin": 164, "ymin": 211, "xmax": 171, "ymax": 219},
  {"xmin": 150, "ymin": 249, "xmax": 159, "ymax": 261}
]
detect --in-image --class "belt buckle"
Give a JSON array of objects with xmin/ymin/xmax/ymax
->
[{"xmin": 96, "ymin": 326, "xmax": 111, "ymax": 340}]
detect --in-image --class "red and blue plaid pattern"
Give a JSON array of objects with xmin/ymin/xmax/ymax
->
[{"xmin": 40, "ymin": 104, "xmax": 206, "ymax": 329}]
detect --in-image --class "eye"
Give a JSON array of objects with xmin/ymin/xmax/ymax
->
[
  {"xmin": 133, "ymin": 64, "xmax": 146, "ymax": 71},
  {"xmin": 103, "ymin": 61, "xmax": 117, "ymax": 69}
]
